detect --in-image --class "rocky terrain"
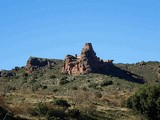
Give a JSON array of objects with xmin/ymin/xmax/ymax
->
[
  {"xmin": 25, "ymin": 57, "xmax": 59, "ymax": 73},
  {"xmin": 0, "ymin": 43, "xmax": 160, "ymax": 120}
]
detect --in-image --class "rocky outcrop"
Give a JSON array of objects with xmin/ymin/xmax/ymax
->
[
  {"xmin": 0, "ymin": 70, "xmax": 15, "ymax": 77},
  {"xmin": 62, "ymin": 43, "xmax": 113, "ymax": 75},
  {"xmin": 25, "ymin": 57, "xmax": 56, "ymax": 73}
]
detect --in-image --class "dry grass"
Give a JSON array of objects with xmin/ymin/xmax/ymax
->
[{"xmin": 1, "ymin": 61, "xmax": 158, "ymax": 119}]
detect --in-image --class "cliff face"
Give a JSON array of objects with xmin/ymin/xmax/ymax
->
[
  {"xmin": 62, "ymin": 43, "xmax": 113, "ymax": 75},
  {"xmin": 25, "ymin": 57, "xmax": 56, "ymax": 73}
]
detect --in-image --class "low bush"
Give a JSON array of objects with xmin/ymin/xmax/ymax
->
[
  {"xmin": 5, "ymin": 84, "xmax": 16, "ymax": 92},
  {"xmin": 22, "ymin": 73, "xmax": 28, "ymax": 77},
  {"xmin": 50, "ymin": 75, "xmax": 56, "ymax": 79},
  {"xmin": 60, "ymin": 76, "xmax": 67, "ymax": 80},
  {"xmin": 88, "ymin": 82, "xmax": 97, "ymax": 89},
  {"xmin": 47, "ymin": 108, "xmax": 65, "ymax": 120},
  {"xmin": 100, "ymin": 80, "xmax": 113, "ymax": 87},
  {"xmin": 71, "ymin": 86, "xmax": 78, "ymax": 90},
  {"xmin": 81, "ymin": 87, "xmax": 87, "ymax": 91},
  {"xmin": 31, "ymin": 83, "xmax": 42, "ymax": 91},
  {"xmin": 67, "ymin": 108, "xmax": 80, "ymax": 118},
  {"xmin": 42, "ymin": 85, "xmax": 47, "ymax": 90},
  {"xmin": 59, "ymin": 79, "xmax": 69, "ymax": 85},
  {"xmin": 33, "ymin": 102, "xmax": 48, "ymax": 116},
  {"xmin": 52, "ymin": 99, "xmax": 71, "ymax": 109},
  {"xmin": 94, "ymin": 91, "xmax": 102, "ymax": 98},
  {"xmin": 52, "ymin": 88, "xmax": 59, "ymax": 92}
]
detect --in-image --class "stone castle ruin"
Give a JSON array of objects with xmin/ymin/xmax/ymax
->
[{"xmin": 62, "ymin": 43, "xmax": 113, "ymax": 75}]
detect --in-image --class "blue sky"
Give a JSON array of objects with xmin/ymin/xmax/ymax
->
[{"xmin": 0, "ymin": 0, "xmax": 160, "ymax": 70}]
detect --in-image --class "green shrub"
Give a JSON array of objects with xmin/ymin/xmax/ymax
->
[
  {"xmin": 87, "ymin": 80, "xmax": 91, "ymax": 82},
  {"xmin": 59, "ymin": 79, "xmax": 69, "ymax": 85},
  {"xmin": 101, "ymin": 80, "xmax": 113, "ymax": 87},
  {"xmin": 126, "ymin": 84, "xmax": 160, "ymax": 120},
  {"xmin": 42, "ymin": 85, "xmax": 47, "ymax": 90},
  {"xmin": 31, "ymin": 83, "xmax": 42, "ymax": 91},
  {"xmin": 67, "ymin": 108, "xmax": 80, "ymax": 118},
  {"xmin": 21, "ymin": 78, "xmax": 27, "ymax": 84},
  {"xmin": 48, "ymin": 99, "xmax": 72, "ymax": 119},
  {"xmin": 5, "ymin": 84, "xmax": 16, "ymax": 92},
  {"xmin": 52, "ymin": 99, "xmax": 71, "ymax": 109},
  {"xmin": 71, "ymin": 86, "xmax": 78, "ymax": 90},
  {"xmin": 52, "ymin": 88, "xmax": 59, "ymax": 92},
  {"xmin": 22, "ymin": 73, "xmax": 28, "ymax": 77},
  {"xmin": 94, "ymin": 91, "xmax": 102, "ymax": 98},
  {"xmin": 33, "ymin": 102, "xmax": 48, "ymax": 116},
  {"xmin": 88, "ymin": 82, "xmax": 97, "ymax": 89},
  {"xmin": 81, "ymin": 87, "xmax": 87, "ymax": 91},
  {"xmin": 60, "ymin": 76, "xmax": 67, "ymax": 80},
  {"xmin": 32, "ymin": 74, "xmax": 38, "ymax": 79},
  {"xmin": 50, "ymin": 75, "xmax": 56, "ymax": 79},
  {"xmin": 47, "ymin": 108, "xmax": 65, "ymax": 120}
]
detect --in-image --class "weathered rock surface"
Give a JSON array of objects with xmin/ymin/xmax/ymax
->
[
  {"xmin": 62, "ymin": 43, "xmax": 113, "ymax": 75},
  {"xmin": 25, "ymin": 57, "xmax": 56, "ymax": 73},
  {"xmin": 0, "ymin": 70, "xmax": 15, "ymax": 77}
]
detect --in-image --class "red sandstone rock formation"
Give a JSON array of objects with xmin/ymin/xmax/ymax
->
[
  {"xmin": 26, "ymin": 57, "xmax": 56, "ymax": 73},
  {"xmin": 62, "ymin": 43, "xmax": 113, "ymax": 75}
]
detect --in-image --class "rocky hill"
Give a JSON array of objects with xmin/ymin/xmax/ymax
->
[{"xmin": 0, "ymin": 43, "xmax": 160, "ymax": 120}]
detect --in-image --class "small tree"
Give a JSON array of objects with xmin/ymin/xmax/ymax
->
[{"xmin": 126, "ymin": 84, "xmax": 160, "ymax": 120}]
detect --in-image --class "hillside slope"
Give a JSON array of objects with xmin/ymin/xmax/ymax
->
[{"xmin": 0, "ymin": 59, "xmax": 160, "ymax": 119}]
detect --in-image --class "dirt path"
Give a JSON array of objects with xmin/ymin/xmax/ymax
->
[{"xmin": 97, "ymin": 105, "xmax": 128, "ymax": 111}]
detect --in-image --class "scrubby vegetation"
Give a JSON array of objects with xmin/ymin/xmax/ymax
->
[
  {"xmin": 126, "ymin": 84, "xmax": 160, "ymax": 120},
  {"xmin": 0, "ymin": 61, "xmax": 160, "ymax": 119}
]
